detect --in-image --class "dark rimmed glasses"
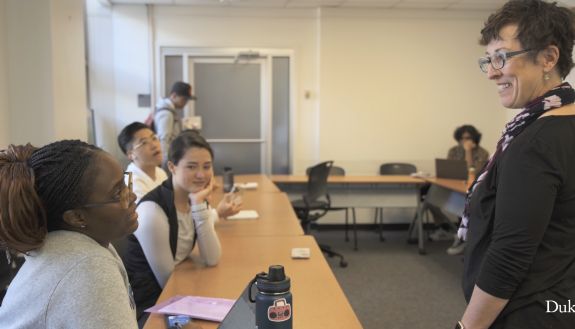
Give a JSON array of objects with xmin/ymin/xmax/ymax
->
[
  {"xmin": 478, "ymin": 49, "xmax": 532, "ymax": 73},
  {"xmin": 80, "ymin": 172, "xmax": 133, "ymax": 209}
]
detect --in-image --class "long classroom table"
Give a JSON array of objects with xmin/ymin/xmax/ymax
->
[
  {"xmin": 144, "ymin": 236, "xmax": 362, "ymax": 329},
  {"xmin": 270, "ymin": 175, "xmax": 424, "ymax": 250},
  {"xmin": 144, "ymin": 175, "xmax": 362, "ymax": 328},
  {"xmin": 215, "ymin": 192, "xmax": 304, "ymax": 238}
]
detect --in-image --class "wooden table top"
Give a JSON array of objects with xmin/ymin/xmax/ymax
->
[
  {"xmin": 215, "ymin": 174, "xmax": 280, "ymax": 193},
  {"xmin": 215, "ymin": 192, "xmax": 304, "ymax": 238},
  {"xmin": 143, "ymin": 236, "xmax": 362, "ymax": 329},
  {"xmin": 424, "ymin": 177, "xmax": 468, "ymax": 194},
  {"xmin": 270, "ymin": 174, "xmax": 423, "ymax": 184}
]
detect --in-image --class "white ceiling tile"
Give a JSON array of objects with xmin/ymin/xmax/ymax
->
[
  {"xmin": 228, "ymin": 0, "xmax": 287, "ymax": 6},
  {"xmin": 174, "ymin": 0, "xmax": 221, "ymax": 5},
  {"xmin": 394, "ymin": 0, "xmax": 454, "ymax": 10},
  {"xmin": 110, "ymin": 0, "xmax": 174, "ymax": 4},
  {"xmin": 395, "ymin": 0, "xmax": 453, "ymax": 3},
  {"xmin": 341, "ymin": 0, "xmax": 398, "ymax": 7},
  {"xmin": 109, "ymin": 0, "xmax": 523, "ymax": 10},
  {"xmin": 174, "ymin": 0, "xmax": 224, "ymax": 5},
  {"xmin": 287, "ymin": 0, "xmax": 343, "ymax": 6}
]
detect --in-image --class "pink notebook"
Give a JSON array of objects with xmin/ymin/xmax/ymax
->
[{"xmin": 145, "ymin": 295, "xmax": 235, "ymax": 322}]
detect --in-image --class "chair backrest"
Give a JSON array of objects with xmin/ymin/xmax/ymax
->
[
  {"xmin": 305, "ymin": 161, "xmax": 334, "ymax": 202},
  {"xmin": 379, "ymin": 162, "xmax": 417, "ymax": 175},
  {"xmin": 305, "ymin": 165, "xmax": 345, "ymax": 176}
]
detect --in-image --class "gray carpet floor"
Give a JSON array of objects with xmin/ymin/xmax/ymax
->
[{"xmin": 312, "ymin": 229, "xmax": 467, "ymax": 329}]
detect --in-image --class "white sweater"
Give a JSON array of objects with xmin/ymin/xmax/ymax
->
[
  {"xmin": 0, "ymin": 231, "xmax": 138, "ymax": 329},
  {"xmin": 126, "ymin": 162, "xmax": 168, "ymax": 203},
  {"xmin": 134, "ymin": 201, "xmax": 221, "ymax": 288}
]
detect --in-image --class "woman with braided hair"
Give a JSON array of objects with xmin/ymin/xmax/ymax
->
[
  {"xmin": 456, "ymin": 1, "xmax": 575, "ymax": 328},
  {"xmin": 0, "ymin": 140, "xmax": 138, "ymax": 328}
]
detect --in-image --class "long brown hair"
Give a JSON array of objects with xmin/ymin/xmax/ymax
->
[{"xmin": 0, "ymin": 140, "xmax": 100, "ymax": 252}]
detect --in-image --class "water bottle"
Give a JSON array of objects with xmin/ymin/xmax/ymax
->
[
  {"xmin": 223, "ymin": 167, "xmax": 234, "ymax": 193},
  {"xmin": 250, "ymin": 265, "xmax": 292, "ymax": 329}
]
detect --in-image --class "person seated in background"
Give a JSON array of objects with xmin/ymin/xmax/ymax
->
[
  {"xmin": 448, "ymin": 124, "xmax": 489, "ymax": 171},
  {"xmin": 119, "ymin": 131, "xmax": 242, "ymax": 327},
  {"xmin": 0, "ymin": 140, "xmax": 138, "ymax": 328},
  {"xmin": 118, "ymin": 122, "xmax": 168, "ymax": 202},
  {"xmin": 429, "ymin": 125, "xmax": 490, "ymax": 255}
]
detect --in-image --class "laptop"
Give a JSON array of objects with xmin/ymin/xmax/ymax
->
[
  {"xmin": 435, "ymin": 158, "xmax": 468, "ymax": 180},
  {"xmin": 218, "ymin": 281, "xmax": 256, "ymax": 329}
]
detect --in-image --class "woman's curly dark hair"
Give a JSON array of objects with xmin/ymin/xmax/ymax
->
[
  {"xmin": 480, "ymin": 0, "xmax": 575, "ymax": 79},
  {"xmin": 453, "ymin": 125, "xmax": 482, "ymax": 145}
]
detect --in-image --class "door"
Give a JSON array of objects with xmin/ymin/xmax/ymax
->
[
  {"xmin": 162, "ymin": 49, "xmax": 291, "ymax": 175},
  {"xmin": 191, "ymin": 58, "xmax": 265, "ymax": 175}
]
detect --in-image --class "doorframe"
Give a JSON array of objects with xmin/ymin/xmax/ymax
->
[{"xmin": 158, "ymin": 47, "xmax": 295, "ymax": 174}]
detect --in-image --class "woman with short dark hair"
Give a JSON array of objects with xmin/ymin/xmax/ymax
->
[
  {"xmin": 0, "ymin": 140, "xmax": 139, "ymax": 328},
  {"xmin": 457, "ymin": 1, "xmax": 575, "ymax": 328},
  {"xmin": 448, "ymin": 124, "xmax": 489, "ymax": 171}
]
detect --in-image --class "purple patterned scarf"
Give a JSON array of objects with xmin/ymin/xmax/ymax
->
[{"xmin": 458, "ymin": 82, "xmax": 575, "ymax": 240}]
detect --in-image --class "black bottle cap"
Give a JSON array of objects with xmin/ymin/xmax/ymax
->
[{"xmin": 257, "ymin": 265, "xmax": 290, "ymax": 294}]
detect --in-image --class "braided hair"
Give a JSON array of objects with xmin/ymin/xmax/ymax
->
[{"xmin": 0, "ymin": 140, "xmax": 101, "ymax": 252}]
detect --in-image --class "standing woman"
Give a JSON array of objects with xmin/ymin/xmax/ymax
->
[
  {"xmin": 121, "ymin": 131, "xmax": 241, "ymax": 326},
  {"xmin": 457, "ymin": 1, "xmax": 575, "ymax": 328},
  {"xmin": 0, "ymin": 141, "xmax": 139, "ymax": 328}
]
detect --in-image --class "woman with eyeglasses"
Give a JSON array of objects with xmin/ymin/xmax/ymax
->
[
  {"xmin": 0, "ymin": 140, "xmax": 138, "ymax": 328},
  {"xmin": 118, "ymin": 122, "xmax": 168, "ymax": 202},
  {"xmin": 120, "ymin": 130, "xmax": 241, "ymax": 327},
  {"xmin": 456, "ymin": 1, "xmax": 575, "ymax": 329}
]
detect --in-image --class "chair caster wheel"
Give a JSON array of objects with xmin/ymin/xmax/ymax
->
[{"xmin": 339, "ymin": 260, "xmax": 348, "ymax": 268}]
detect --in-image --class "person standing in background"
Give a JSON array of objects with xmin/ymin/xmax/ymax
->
[{"xmin": 155, "ymin": 81, "xmax": 197, "ymax": 168}]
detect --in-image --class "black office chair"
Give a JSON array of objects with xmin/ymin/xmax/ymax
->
[
  {"xmin": 293, "ymin": 161, "xmax": 348, "ymax": 268},
  {"xmin": 306, "ymin": 165, "xmax": 357, "ymax": 249},
  {"xmin": 375, "ymin": 163, "xmax": 417, "ymax": 241}
]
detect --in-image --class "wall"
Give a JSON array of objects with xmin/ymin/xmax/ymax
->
[
  {"xmin": 6, "ymin": 0, "xmax": 54, "ymax": 146},
  {"xmin": 50, "ymin": 0, "xmax": 89, "ymax": 141},
  {"xmin": 3, "ymin": 0, "xmax": 88, "ymax": 147},
  {"xmin": 87, "ymin": 4, "xmax": 575, "ymax": 176},
  {"xmin": 153, "ymin": 6, "xmax": 320, "ymax": 173},
  {"xmin": 319, "ymin": 9, "xmax": 506, "ymax": 174},
  {"xmin": 0, "ymin": 0, "xmax": 8, "ymax": 147},
  {"xmin": 86, "ymin": 0, "xmax": 117, "ymax": 154}
]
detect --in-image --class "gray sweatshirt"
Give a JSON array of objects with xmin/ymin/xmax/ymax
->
[
  {"xmin": 0, "ymin": 231, "xmax": 138, "ymax": 329},
  {"xmin": 155, "ymin": 98, "xmax": 182, "ymax": 166}
]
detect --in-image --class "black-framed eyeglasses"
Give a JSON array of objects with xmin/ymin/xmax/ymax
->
[
  {"xmin": 80, "ymin": 172, "xmax": 133, "ymax": 209},
  {"xmin": 478, "ymin": 49, "xmax": 533, "ymax": 73}
]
